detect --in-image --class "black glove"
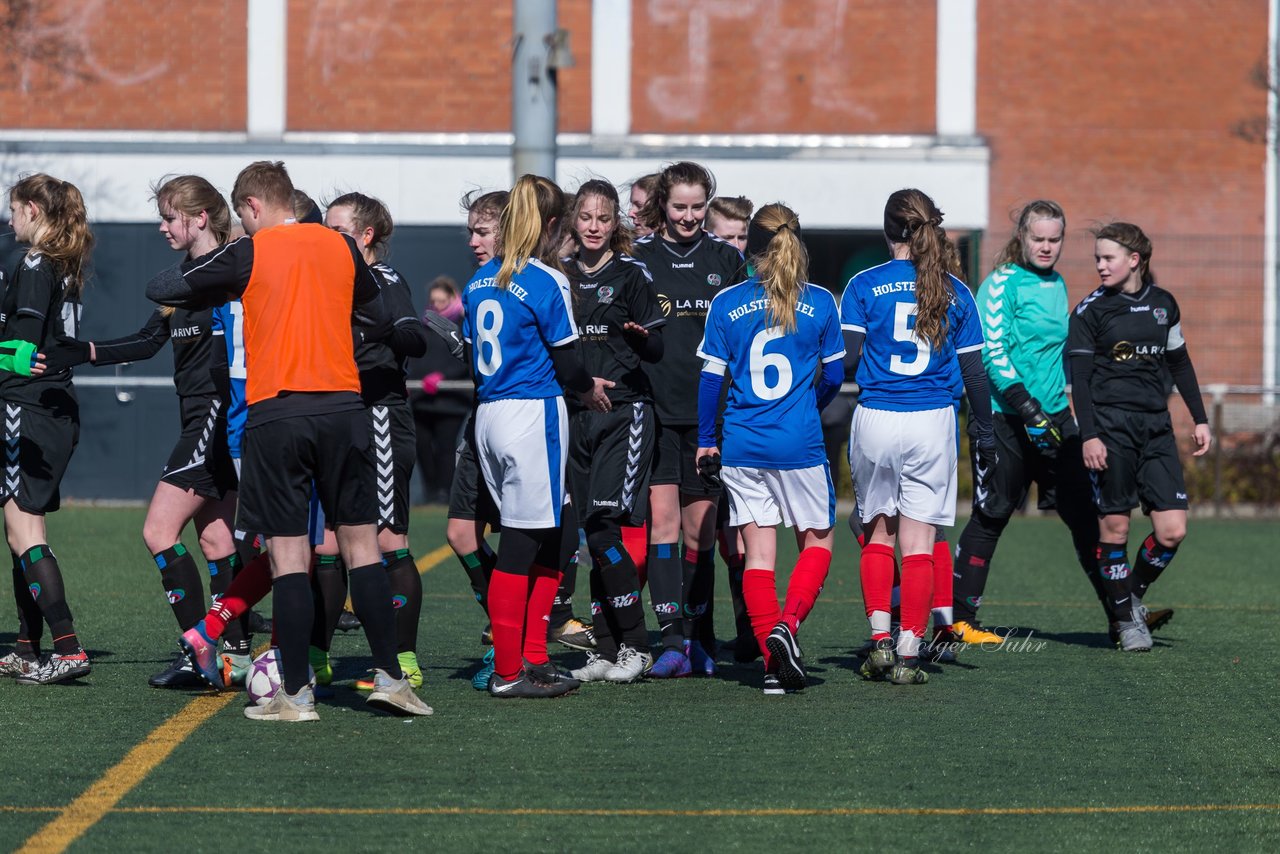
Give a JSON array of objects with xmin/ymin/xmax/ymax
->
[
  {"xmin": 1003, "ymin": 382, "xmax": 1062, "ymax": 455},
  {"xmin": 41, "ymin": 336, "xmax": 92, "ymax": 372},
  {"xmin": 696, "ymin": 451, "xmax": 722, "ymax": 490},
  {"xmin": 968, "ymin": 419, "xmax": 999, "ymax": 505},
  {"xmin": 423, "ymin": 312, "xmax": 465, "ymax": 362}
]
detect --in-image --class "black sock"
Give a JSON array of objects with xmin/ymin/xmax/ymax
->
[
  {"xmin": 21, "ymin": 545, "xmax": 79, "ymax": 655},
  {"xmin": 234, "ymin": 532, "xmax": 262, "ymax": 568},
  {"xmin": 457, "ymin": 542, "xmax": 496, "ymax": 613},
  {"xmin": 153, "ymin": 543, "xmax": 206, "ymax": 632},
  {"xmin": 589, "ymin": 533, "xmax": 646, "ymax": 651},
  {"xmin": 271, "ymin": 573, "xmax": 313, "ymax": 694},
  {"xmin": 688, "ymin": 548, "xmax": 716, "ymax": 647},
  {"xmin": 382, "ymin": 549, "xmax": 421, "ymax": 655},
  {"xmin": 348, "ymin": 562, "xmax": 402, "ymax": 678},
  {"xmin": 725, "ymin": 553, "xmax": 751, "ymax": 642},
  {"xmin": 208, "ymin": 552, "xmax": 251, "ymax": 654},
  {"xmin": 11, "ymin": 552, "xmax": 42, "ymax": 660},
  {"xmin": 647, "ymin": 542, "xmax": 684, "ymax": 650},
  {"xmin": 550, "ymin": 547, "xmax": 578, "ymax": 629},
  {"xmin": 588, "ymin": 567, "xmax": 619, "ymax": 661},
  {"xmin": 1132, "ymin": 534, "xmax": 1178, "ymax": 602},
  {"xmin": 1096, "ymin": 542, "xmax": 1133, "ymax": 621},
  {"xmin": 952, "ymin": 510, "xmax": 1007, "ymax": 624},
  {"xmin": 309, "ymin": 554, "xmax": 347, "ymax": 652}
]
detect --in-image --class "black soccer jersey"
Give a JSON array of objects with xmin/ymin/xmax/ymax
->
[
  {"xmin": 632, "ymin": 232, "xmax": 743, "ymax": 425},
  {"xmin": 1067, "ymin": 284, "xmax": 1184, "ymax": 413},
  {"xmin": 355, "ymin": 262, "xmax": 428, "ymax": 405},
  {"xmin": 0, "ymin": 252, "xmax": 81, "ymax": 411},
  {"xmin": 567, "ymin": 253, "xmax": 665, "ymax": 405},
  {"xmin": 92, "ymin": 307, "xmax": 218, "ymax": 398}
]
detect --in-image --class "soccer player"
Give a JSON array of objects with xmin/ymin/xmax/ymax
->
[
  {"xmin": 633, "ymin": 161, "xmax": 744, "ymax": 677},
  {"xmin": 463, "ymin": 174, "xmax": 612, "ymax": 698},
  {"xmin": 44, "ymin": 176, "xmax": 246, "ymax": 689},
  {"xmin": 841, "ymin": 188, "xmax": 994, "ymax": 686},
  {"xmin": 1068, "ymin": 222, "xmax": 1211, "ymax": 652},
  {"xmin": 146, "ymin": 160, "xmax": 431, "ymax": 720},
  {"xmin": 0, "ymin": 174, "xmax": 94, "ymax": 685},
  {"xmin": 323, "ymin": 192, "xmax": 430, "ymax": 690},
  {"xmin": 948, "ymin": 200, "xmax": 1108, "ymax": 648},
  {"xmin": 560, "ymin": 179, "xmax": 665, "ymax": 684},
  {"xmin": 706, "ymin": 196, "xmax": 752, "ymax": 254},
  {"xmin": 695, "ymin": 203, "xmax": 844, "ymax": 694},
  {"xmin": 627, "ymin": 173, "xmax": 660, "ymax": 239},
  {"xmin": 413, "ymin": 276, "xmax": 468, "ymax": 505}
]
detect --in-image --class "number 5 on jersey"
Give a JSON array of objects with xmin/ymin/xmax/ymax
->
[{"xmin": 890, "ymin": 301, "xmax": 930, "ymax": 376}]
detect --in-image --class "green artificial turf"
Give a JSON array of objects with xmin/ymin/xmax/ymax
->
[{"xmin": 1, "ymin": 508, "xmax": 1277, "ymax": 852}]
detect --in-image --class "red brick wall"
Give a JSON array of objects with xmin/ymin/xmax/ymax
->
[
  {"xmin": 629, "ymin": 0, "xmax": 936, "ymax": 134},
  {"xmin": 977, "ymin": 0, "xmax": 1269, "ymax": 384},
  {"xmin": 285, "ymin": 0, "xmax": 591, "ymax": 133},
  {"xmin": 0, "ymin": 0, "xmax": 247, "ymax": 131}
]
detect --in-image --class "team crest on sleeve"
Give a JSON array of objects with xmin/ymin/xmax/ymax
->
[
  {"xmin": 707, "ymin": 274, "xmax": 721, "ymax": 287},
  {"xmin": 597, "ymin": 286, "xmax": 615, "ymax": 304},
  {"xmin": 1153, "ymin": 308, "xmax": 1167, "ymax": 325}
]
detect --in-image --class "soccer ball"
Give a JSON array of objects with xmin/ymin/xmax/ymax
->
[{"xmin": 245, "ymin": 648, "xmax": 315, "ymax": 706}]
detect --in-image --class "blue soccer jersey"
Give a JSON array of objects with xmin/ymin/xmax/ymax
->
[
  {"xmin": 697, "ymin": 279, "xmax": 845, "ymax": 469},
  {"xmin": 462, "ymin": 257, "xmax": 579, "ymax": 402},
  {"xmin": 211, "ymin": 299, "xmax": 247, "ymax": 459},
  {"xmin": 839, "ymin": 259, "xmax": 983, "ymax": 411}
]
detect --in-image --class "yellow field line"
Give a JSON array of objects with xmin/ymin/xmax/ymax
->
[
  {"xmin": 19, "ymin": 545, "xmax": 457, "ymax": 854},
  {"xmin": 5, "ymin": 803, "xmax": 1278, "ymax": 819}
]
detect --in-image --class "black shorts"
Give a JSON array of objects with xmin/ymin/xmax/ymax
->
[
  {"xmin": 568, "ymin": 402, "xmax": 655, "ymax": 528},
  {"xmin": 651, "ymin": 422, "xmax": 721, "ymax": 497},
  {"xmin": 0, "ymin": 400, "xmax": 79, "ymax": 514},
  {"xmin": 238, "ymin": 408, "xmax": 376, "ymax": 537},
  {"xmin": 161, "ymin": 396, "xmax": 237, "ymax": 500},
  {"xmin": 972, "ymin": 409, "xmax": 1082, "ymax": 519},
  {"xmin": 447, "ymin": 412, "xmax": 501, "ymax": 529},
  {"xmin": 371, "ymin": 401, "xmax": 415, "ymax": 535},
  {"xmin": 1090, "ymin": 407, "xmax": 1188, "ymax": 515}
]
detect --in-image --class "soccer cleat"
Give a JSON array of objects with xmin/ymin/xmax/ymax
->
[
  {"xmin": 762, "ymin": 673, "xmax": 786, "ymax": 695},
  {"xmin": 888, "ymin": 661, "xmax": 929, "ymax": 685},
  {"xmin": 488, "ymin": 668, "xmax": 575, "ymax": 699},
  {"xmin": 921, "ymin": 629, "xmax": 960, "ymax": 664},
  {"xmin": 366, "ymin": 668, "xmax": 434, "ymax": 716},
  {"xmin": 178, "ymin": 624, "xmax": 224, "ymax": 689},
  {"xmin": 858, "ymin": 637, "xmax": 896, "ymax": 680},
  {"xmin": 16, "ymin": 648, "xmax": 91, "ymax": 685},
  {"xmin": 471, "ymin": 648, "xmax": 496, "ymax": 691},
  {"xmin": 247, "ymin": 609, "xmax": 272, "ymax": 635},
  {"xmin": 604, "ymin": 644, "xmax": 652, "ymax": 683},
  {"xmin": 952, "ymin": 620, "xmax": 1006, "ymax": 645},
  {"xmin": 1138, "ymin": 604, "xmax": 1174, "ymax": 633},
  {"xmin": 726, "ymin": 634, "xmax": 762, "ymax": 663},
  {"xmin": 0, "ymin": 652, "xmax": 41, "ymax": 679},
  {"xmin": 765, "ymin": 624, "xmax": 806, "ymax": 691},
  {"xmin": 1116, "ymin": 610, "xmax": 1153, "ymax": 652},
  {"xmin": 357, "ymin": 652, "xmax": 423, "ymax": 692},
  {"xmin": 480, "ymin": 622, "xmax": 493, "ymax": 646},
  {"xmin": 549, "ymin": 617, "xmax": 596, "ymax": 651},
  {"xmin": 220, "ymin": 652, "xmax": 251, "ymax": 687},
  {"xmin": 149, "ymin": 652, "xmax": 204, "ymax": 688},
  {"xmin": 687, "ymin": 639, "xmax": 716, "ymax": 677},
  {"xmin": 335, "ymin": 610, "xmax": 361, "ymax": 632},
  {"xmin": 309, "ymin": 646, "xmax": 333, "ymax": 686},
  {"xmin": 569, "ymin": 652, "xmax": 616, "ymax": 682},
  {"xmin": 648, "ymin": 647, "xmax": 691, "ymax": 679},
  {"xmin": 524, "ymin": 659, "xmax": 581, "ymax": 690},
  {"xmin": 244, "ymin": 684, "xmax": 320, "ymax": 722}
]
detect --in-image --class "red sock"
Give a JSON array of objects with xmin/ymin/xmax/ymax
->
[
  {"xmin": 932, "ymin": 539, "xmax": 954, "ymax": 629},
  {"xmin": 487, "ymin": 569, "xmax": 528, "ymax": 680},
  {"xmin": 742, "ymin": 568, "xmax": 781, "ymax": 669},
  {"xmin": 899, "ymin": 553, "xmax": 934, "ymax": 641},
  {"xmin": 781, "ymin": 547, "xmax": 831, "ymax": 634},
  {"xmin": 521, "ymin": 564, "xmax": 561, "ymax": 666},
  {"xmin": 622, "ymin": 524, "xmax": 648, "ymax": 589},
  {"xmin": 860, "ymin": 543, "xmax": 895, "ymax": 639},
  {"xmin": 204, "ymin": 550, "xmax": 273, "ymax": 639}
]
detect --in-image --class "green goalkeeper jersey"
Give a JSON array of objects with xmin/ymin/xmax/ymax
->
[{"xmin": 976, "ymin": 262, "xmax": 1070, "ymax": 415}]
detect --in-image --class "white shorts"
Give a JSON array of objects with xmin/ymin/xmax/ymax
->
[
  {"xmin": 721, "ymin": 464, "xmax": 835, "ymax": 531},
  {"xmin": 475, "ymin": 397, "xmax": 568, "ymax": 529},
  {"xmin": 849, "ymin": 405, "xmax": 958, "ymax": 526}
]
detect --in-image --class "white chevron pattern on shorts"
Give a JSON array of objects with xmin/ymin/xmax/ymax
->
[
  {"xmin": 372, "ymin": 405, "xmax": 395, "ymax": 525},
  {"xmin": 620, "ymin": 403, "xmax": 646, "ymax": 512},
  {"xmin": 4, "ymin": 404, "xmax": 19, "ymax": 497}
]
